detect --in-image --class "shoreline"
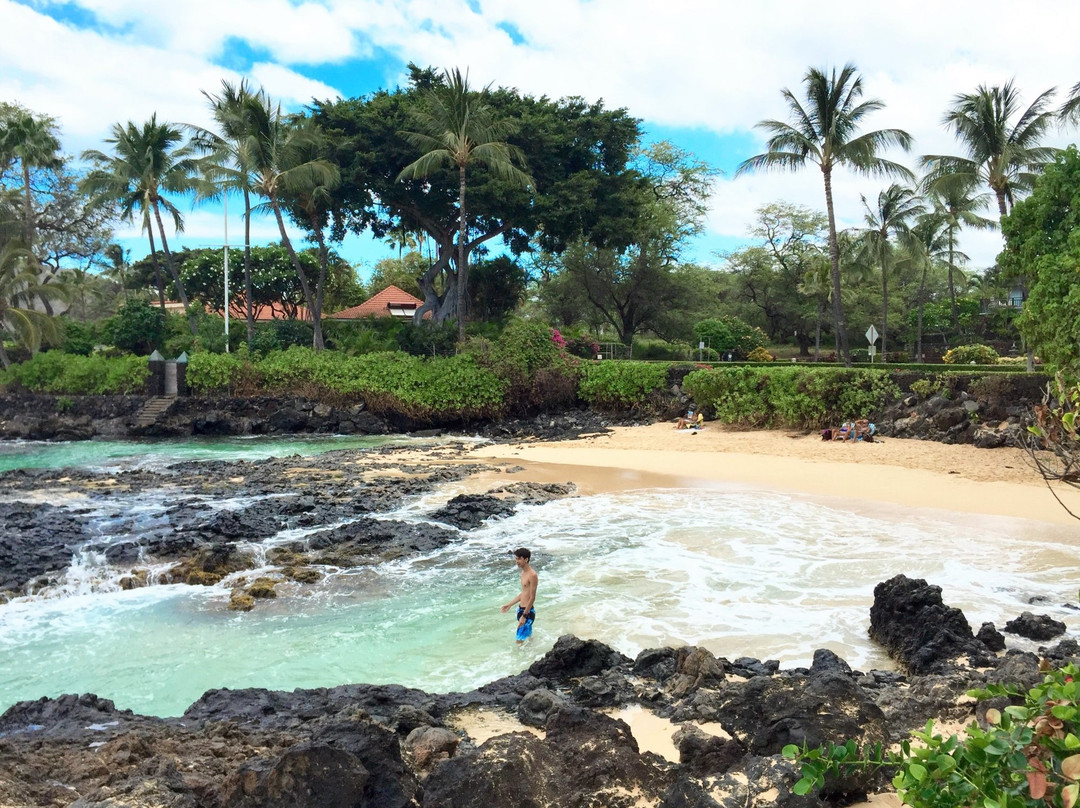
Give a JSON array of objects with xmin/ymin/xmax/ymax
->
[{"xmin": 466, "ymin": 422, "xmax": 1080, "ymax": 527}]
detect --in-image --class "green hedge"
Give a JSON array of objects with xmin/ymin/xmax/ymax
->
[
  {"xmin": 683, "ymin": 366, "xmax": 902, "ymax": 428},
  {"xmin": 579, "ymin": 361, "xmax": 667, "ymax": 410},
  {"xmin": 0, "ymin": 352, "xmax": 148, "ymax": 394}
]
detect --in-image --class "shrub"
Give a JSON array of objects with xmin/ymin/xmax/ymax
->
[
  {"xmin": 60, "ymin": 321, "xmax": 98, "ymax": 356},
  {"xmin": 109, "ymin": 299, "xmax": 165, "ymax": 355},
  {"xmin": 683, "ymin": 366, "xmax": 900, "ymax": 428},
  {"xmin": 693, "ymin": 316, "xmax": 768, "ymax": 359},
  {"xmin": 747, "ymin": 346, "xmax": 775, "ymax": 362},
  {"xmin": 0, "ymin": 352, "xmax": 148, "ymax": 394},
  {"xmin": 944, "ymin": 344, "xmax": 1000, "ymax": 365},
  {"xmin": 784, "ymin": 664, "xmax": 1080, "ymax": 808},
  {"xmin": 578, "ymin": 361, "xmax": 667, "ymax": 410},
  {"xmin": 565, "ymin": 334, "xmax": 600, "ymax": 359},
  {"xmin": 186, "ymin": 351, "xmax": 249, "ymax": 394}
]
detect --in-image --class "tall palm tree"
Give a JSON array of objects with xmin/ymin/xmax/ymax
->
[
  {"xmin": 921, "ymin": 81, "xmax": 1059, "ymax": 218},
  {"xmin": 737, "ymin": 64, "xmax": 913, "ymax": 365},
  {"xmin": 81, "ymin": 115, "xmax": 201, "ymax": 334},
  {"xmin": 0, "ymin": 108, "xmax": 62, "ymax": 251},
  {"xmin": 0, "ymin": 241, "xmax": 65, "ymax": 367},
  {"xmin": 242, "ymin": 93, "xmax": 338, "ymax": 350},
  {"xmin": 191, "ymin": 79, "xmax": 264, "ymax": 343},
  {"xmin": 857, "ymin": 184, "xmax": 923, "ymax": 360},
  {"xmin": 397, "ymin": 67, "xmax": 533, "ymax": 339},
  {"xmin": 921, "ymin": 176, "xmax": 995, "ymax": 331}
]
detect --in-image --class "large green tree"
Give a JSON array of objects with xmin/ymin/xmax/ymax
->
[
  {"xmin": 737, "ymin": 64, "xmax": 914, "ymax": 365},
  {"xmin": 396, "ymin": 67, "xmax": 533, "ymax": 338},
  {"xmin": 81, "ymin": 115, "xmax": 200, "ymax": 332},
  {"xmin": 921, "ymin": 80, "xmax": 1059, "ymax": 218},
  {"xmin": 999, "ymin": 146, "xmax": 1080, "ymax": 378},
  {"xmin": 309, "ymin": 65, "xmax": 647, "ymax": 330},
  {"xmin": 545, "ymin": 142, "xmax": 715, "ymax": 347}
]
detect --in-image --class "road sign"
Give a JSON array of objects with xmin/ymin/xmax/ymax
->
[
  {"xmin": 865, "ymin": 324, "xmax": 879, "ymax": 344},
  {"xmin": 868, "ymin": 345, "xmax": 877, "ymax": 361}
]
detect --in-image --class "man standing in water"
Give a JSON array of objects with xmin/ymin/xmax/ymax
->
[{"xmin": 500, "ymin": 548, "xmax": 538, "ymax": 644}]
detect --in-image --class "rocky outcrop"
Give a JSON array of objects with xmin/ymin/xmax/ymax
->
[
  {"xmin": 869, "ymin": 574, "xmax": 994, "ymax": 674},
  {"xmin": 1004, "ymin": 611, "xmax": 1068, "ymax": 641},
  {"xmin": 1, "ymin": 618, "xmax": 1078, "ymax": 808},
  {"xmin": 0, "ymin": 501, "xmax": 92, "ymax": 595}
]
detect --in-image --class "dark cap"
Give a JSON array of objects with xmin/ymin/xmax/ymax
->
[{"xmin": 509, "ymin": 547, "xmax": 531, "ymax": 560}]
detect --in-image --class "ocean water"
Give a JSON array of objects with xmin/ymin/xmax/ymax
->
[{"xmin": 1, "ymin": 438, "xmax": 1077, "ymax": 718}]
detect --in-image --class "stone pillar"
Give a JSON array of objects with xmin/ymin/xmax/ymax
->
[
  {"xmin": 175, "ymin": 352, "xmax": 188, "ymax": 397},
  {"xmin": 148, "ymin": 349, "xmax": 165, "ymax": 396}
]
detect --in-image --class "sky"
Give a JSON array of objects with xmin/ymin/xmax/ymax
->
[{"xmin": 4, "ymin": 0, "xmax": 1080, "ymax": 280}]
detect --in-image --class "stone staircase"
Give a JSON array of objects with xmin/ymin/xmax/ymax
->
[{"xmin": 134, "ymin": 396, "xmax": 177, "ymax": 428}]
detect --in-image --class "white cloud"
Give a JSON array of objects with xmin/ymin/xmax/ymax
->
[{"xmin": 5, "ymin": 0, "xmax": 1080, "ymax": 269}]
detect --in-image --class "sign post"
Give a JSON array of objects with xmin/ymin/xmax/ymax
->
[{"xmin": 865, "ymin": 325, "xmax": 879, "ymax": 363}]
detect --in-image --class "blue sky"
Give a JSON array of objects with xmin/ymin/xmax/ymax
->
[{"xmin": 4, "ymin": 0, "xmax": 1079, "ymax": 278}]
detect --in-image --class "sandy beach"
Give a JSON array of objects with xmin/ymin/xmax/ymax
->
[{"xmin": 467, "ymin": 421, "xmax": 1080, "ymax": 527}]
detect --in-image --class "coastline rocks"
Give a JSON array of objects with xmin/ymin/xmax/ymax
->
[
  {"xmin": 869, "ymin": 574, "xmax": 991, "ymax": 674},
  {"xmin": 1003, "ymin": 611, "xmax": 1068, "ymax": 641},
  {"xmin": 430, "ymin": 483, "xmax": 577, "ymax": 530},
  {"xmin": 0, "ymin": 502, "xmax": 91, "ymax": 595}
]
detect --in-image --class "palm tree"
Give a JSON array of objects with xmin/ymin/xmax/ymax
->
[
  {"xmin": 921, "ymin": 81, "xmax": 1059, "ymax": 218},
  {"xmin": 0, "ymin": 241, "xmax": 65, "ymax": 367},
  {"xmin": 1062, "ymin": 81, "xmax": 1080, "ymax": 124},
  {"xmin": 0, "ymin": 108, "xmax": 61, "ymax": 251},
  {"xmin": 102, "ymin": 243, "xmax": 129, "ymax": 301},
  {"xmin": 797, "ymin": 251, "xmax": 832, "ymax": 361},
  {"xmin": 191, "ymin": 79, "xmax": 264, "ymax": 343},
  {"xmin": 857, "ymin": 184, "xmax": 923, "ymax": 360},
  {"xmin": 242, "ymin": 93, "xmax": 339, "ymax": 350},
  {"xmin": 81, "ymin": 115, "xmax": 201, "ymax": 334},
  {"xmin": 397, "ymin": 67, "xmax": 533, "ymax": 339},
  {"xmin": 737, "ymin": 64, "xmax": 913, "ymax": 365},
  {"xmin": 902, "ymin": 212, "xmax": 952, "ymax": 361},
  {"xmin": 921, "ymin": 176, "xmax": 995, "ymax": 331}
]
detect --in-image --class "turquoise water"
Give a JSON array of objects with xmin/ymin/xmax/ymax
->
[
  {"xmin": 1, "ymin": 438, "xmax": 1078, "ymax": 718},
  {"xmin": 0, "ymin": 434, "xmax": 412, "ymax": 473}
]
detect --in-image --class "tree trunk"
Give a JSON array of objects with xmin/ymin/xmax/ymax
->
[
  {"xmin": 310, "ymin": 216, "xmax": 329, "ymax": 352},
  {"xmin": 916, "ymin": 261, "xmax": 928, "ymax": 361},
  {"xmin": 814, "ymin": 298, "xmax": 823, "ymax": 361},
  {"xmin": 822, "ymin": 167, "xmax": 850, "ymax": 365},
  {"xmin": 880, "ymin": 246, "xmax": 889, "ymax": 362},
  {"xmin": 152, "ymin": 201, "xmax": 197, "ymax": 336},
  {"xmin": 271, "ymin": 200, "xmax": 320, "ymax": 350},
  {"xmin": 243, "ymin": 188, "xmax": 254, "ymax": 344},
  {"xmin": 147, "ymin": 225, "xmax": 166, "ymax": 310},
  {"xmin": 947, "ymin": 225, "xmax": 959, "ymax": 332},
  {"xmin": 22, "ymin": 162, "xmax": 34, "ymax": 251},
  {"xmin": 456, "ymin": 164, "xmax": 467, "ymax": 342},
  {"xmin": 995, "ymin": 188, "xmax": 1009, "ymax": 219}
]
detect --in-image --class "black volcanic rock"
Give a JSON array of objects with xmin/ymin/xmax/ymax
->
[
  {"xmin": 869, "ymin": 574, "xmax": 990, "ymax": 674},
  {"xmin": 1004, "ymin": 611, "xmax": 1067, "ymax": 641}
]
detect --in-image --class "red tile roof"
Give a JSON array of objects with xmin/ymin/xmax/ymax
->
[{"xmin": 329, "ymin": 285, "xmax": 430, "ymax": 319}]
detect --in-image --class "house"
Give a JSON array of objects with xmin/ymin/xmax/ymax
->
[{"xmin": 329, "ymin": 285, "xmax": 430, "ymax": 320}]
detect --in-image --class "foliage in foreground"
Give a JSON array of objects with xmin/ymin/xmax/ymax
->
[
  {"xmin": 784, "ymin": 664, "xmax": 1080, "ymax": 808},
  {"xmin": 683, "ymin": 366, "xmax": 901, "ymax": 428},
  {"xmin": 0, "ymin": 351, "xmax": 148, "ymax": 394}
]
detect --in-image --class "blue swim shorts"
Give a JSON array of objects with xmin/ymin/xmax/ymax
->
[{"xmin": 516, "ymin": 607, "xmax": 535, "ymax": 642}]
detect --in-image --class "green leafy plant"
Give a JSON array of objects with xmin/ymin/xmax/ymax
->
[
  {"xmin": 747, "ymin": 346, "xmax": 775, "ymax": 362},
  {"xmin": 944, "ymin": 344, "xmax": 1001, "ymax": 365},
  {"xmin": 578, "ymin": 361, "xmax": 667, "ymax": 410},
  {"xmin": 784, "ymin": 664, "xmax": 1080, "ymax": 808}
]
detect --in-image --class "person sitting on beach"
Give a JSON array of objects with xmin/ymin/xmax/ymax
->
[
  {"xmin": 832, "ymin": 421, "xmax": 854, "ymax": 441},
  {"xmin": 691, "ymin": 411, "xmax": 704, "ymax": 429},
  {"xmin": 675, "ymin": 408, "xmax": 696, "ymax": 429},
  {"xmin": 854, "ymin": 419, "xmax": 876, "ymax": 441}
]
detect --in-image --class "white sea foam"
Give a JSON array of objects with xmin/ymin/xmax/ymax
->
[{"xmin": 1, "ymin": 477, "xmax": 1077, "ymax": 718}]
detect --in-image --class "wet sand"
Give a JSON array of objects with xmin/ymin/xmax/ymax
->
[{"xmin": 466, "ymin": 422, "xmax": 1080, "ymax": 527}]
